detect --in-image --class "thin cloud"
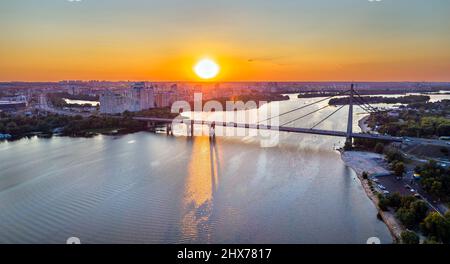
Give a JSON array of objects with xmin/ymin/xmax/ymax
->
[{"xmin": 248, "ymin": 56, "xmax": 287, "ymax": 63}]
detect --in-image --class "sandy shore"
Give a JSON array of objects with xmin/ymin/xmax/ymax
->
[
  {"xmin": 358, "ymin": 115, "xmax": 371, "ymax": 133},
  {"xmin": 341, "ymin": 151, "xmax": 404, "ymax": 243}
]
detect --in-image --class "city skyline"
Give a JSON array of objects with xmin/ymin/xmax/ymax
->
[{"xmin": 1, "ymin": 0, "xmax": 450, "ymax": 82}]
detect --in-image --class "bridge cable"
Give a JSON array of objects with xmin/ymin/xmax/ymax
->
[
  {"xmin": 353, "ymin": 90, "xmax": 381, "ymax": 113},
  {"xmin": 345, "ymin": 89, "xmax": 378, "ymax": 113},
  {"xmin": 349, "ymin": 90, "xmax": 381, "ymax": 115},
  {"xmin": 310, "ymin": 105, "xmax": 346, "ymax": 129},
  {"xmin": 355, "ymin": 95, "xmax": 378, "ymax": 113},
  {"xmin": 353, "ymin": 97, "xmax": 376, "ymax": 114},
  {"xmin": 351, "ymin": 89, "xmax": 375, "ymax": 109},
  {"xmin": 257, "ymin": 89, "xmax": 351, "ymax": 124},
  {"xmin": 330, "ymin": 96, "xmax": 373, "ymax": 114},
  {"xmin": 322, "ymin": 91, "xmax": 375, "ymax": 115},
  {"xmin": 280, "ymin": 105, "xmax": 330, "ymax": 127}
]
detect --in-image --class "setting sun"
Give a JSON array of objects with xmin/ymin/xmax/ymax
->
[{"xmin": 194, "ymin": 59, "xmax": 220, "ymax": 80}]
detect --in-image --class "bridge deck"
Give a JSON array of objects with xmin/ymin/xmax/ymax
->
[{"xmin": 134, "ymin": 117, "xmax": 403, "ymax": 142}]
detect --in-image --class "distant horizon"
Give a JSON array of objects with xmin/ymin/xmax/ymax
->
[{"xmin": 1, "ymin": 80, "xmax": 450, "ymax": 84}]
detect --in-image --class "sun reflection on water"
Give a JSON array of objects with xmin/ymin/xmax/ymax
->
[{"xmin": 180, "ymin": 137, "xmax": 220, "ymax": 242}]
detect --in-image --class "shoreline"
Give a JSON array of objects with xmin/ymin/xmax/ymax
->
[
  {"xmin": 358, "ymin": 115, "xmax": 371, "ymax": 133},
  {"xmin": 351, "ymin": 115, "xmax": 404, "ymax": 242},
  {"xmin": 340, "ymin": 150, "xmax": 404, "ymax": 243}
]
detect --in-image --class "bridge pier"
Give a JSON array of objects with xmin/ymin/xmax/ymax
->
[
  {"xmin": 146, "ymin": 121, "xmax": 157, "ymax": 132},
  {"xmin": 186, "ymin": 122, "xmax": 195, "ymax": 137},
  {"xmin": 345, "ymin": 84, "xmax": 354, "ymax": 149},
  {"xmin": 166, "ymin": 123, "xmax": 173, "ymax": 136},
  {"xmin": 209, "ymin": 122, "xmax": 216, "ymax": 138},
  {"xmin": 186, "ymin": 124, "xmax": 191, "ymax": 136}
]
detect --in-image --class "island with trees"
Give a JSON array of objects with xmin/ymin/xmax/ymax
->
[{"xmin": 329, "ymin": 95, "xmax": 430, "ymax": 106}]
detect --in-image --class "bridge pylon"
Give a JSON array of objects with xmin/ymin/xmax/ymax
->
[{"xmin": 345, "ymin": 84, "xmax": 354, "ymax": 148}]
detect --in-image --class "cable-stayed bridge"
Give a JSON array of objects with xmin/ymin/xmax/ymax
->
[
  {"xmin": 132, "ymin": 84, "xmax": 435, "ymax": 144},
  {"xmin": 133, "ymin": 117, "xmax": 403, "ymax": 142}
]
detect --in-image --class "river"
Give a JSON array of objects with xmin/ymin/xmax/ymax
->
[
  {"xmin": 63, "ymin": 98, "xmax": 99, "ymax": 106},
  {"xmin": 0, "ymin": 94, "xmax": 409, "ymax": 244}
]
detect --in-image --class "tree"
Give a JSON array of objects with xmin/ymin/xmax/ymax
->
[
  {"xmin": 378, "ymin": 197, "xmax": 390, "ymax": 211},
  {"xmin": 421, "ymin": 212, "xmax": 450, "ymax": 243},
  {"xmin": 400, "ymin": 196, "xmax": 417, "ymax": 209},
  {"xmin": 423, "ymin": 237, "xmax": 440, "ymax": 244},
  {"xmin": 362, "ymin": 171, "xmax": 368, "ymax": 180},
  {"xmin": 417, "ymin": 160, "xmax": 450, "ymax": 200},
  {"xmin": 37, "ymin": 121, "xmax": 51, "ymax": 134},
  {"xmin": 374, "ymin": 143, "xmax": 384, "ymax": 154},
  {"xmin": 5, "ymin": 121, "xmax": 19, "ymax": 134},
  {"xmin": 381, "ymin": 123, "xmax": 402, "ymax": 136},
  {"xmin": 394, "ymin": 196, "xmax": 426, "ymax": 228},
  {"xmin": 387, "ymin": 192, "xmax": 402, "ymax": 209},
  {"xmin": 401, "ymin": 230, "xmax": 420, "ymax": 244},
  {"xmin": 122, "ymin": 111, "xmax": 133, "ymax": 118},
  {"xmin": 430, "ymin": 181, "xmax": 443, "ymax": 197},
  {"xmin": 438, "ymin": 124, "xmax": 450, "ymax": 137},
  {"xmin": 385, "ymin": 148, "xmax": 404, "ymax": 163},
  {"xmin": 397, "ymin": 208, "xmax": 416, "ymax": 228},
  {"xmin": 393, "ymin": 162, "xmax": 405, "ymax": 177},
  {"xmin": 410, "ymin": 200, "xmax": 429, "ymax": 223}
]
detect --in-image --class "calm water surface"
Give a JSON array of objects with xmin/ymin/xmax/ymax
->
[
  {"xmin": 63, "ymin": 98, "xmax": 99, "ymax": 106},
  {"xmin": 0, "ymin": 95, "xmax": 397, "ymax": 244}
]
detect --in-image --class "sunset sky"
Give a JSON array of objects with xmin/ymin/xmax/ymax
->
[{"xmin": 0, "ymin": 0, "xmax": 449, "ymax": 82}]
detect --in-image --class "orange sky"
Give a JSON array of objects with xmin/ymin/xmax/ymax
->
[{"xmin": 1, "ymin": 0, "xmax": 449, "ymax": 82}]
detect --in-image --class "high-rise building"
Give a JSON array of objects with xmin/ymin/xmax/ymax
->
[
  {"xmin": 99, "ymin": 91, "xmax": 130, "ymax": 114},
  {"xmin": 99, "ymin": 82, "xmax": 155, "ymax": 114},
  {"xmin": 130, "ymin": 82, "xmax": 155, "ymax": 111}
]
